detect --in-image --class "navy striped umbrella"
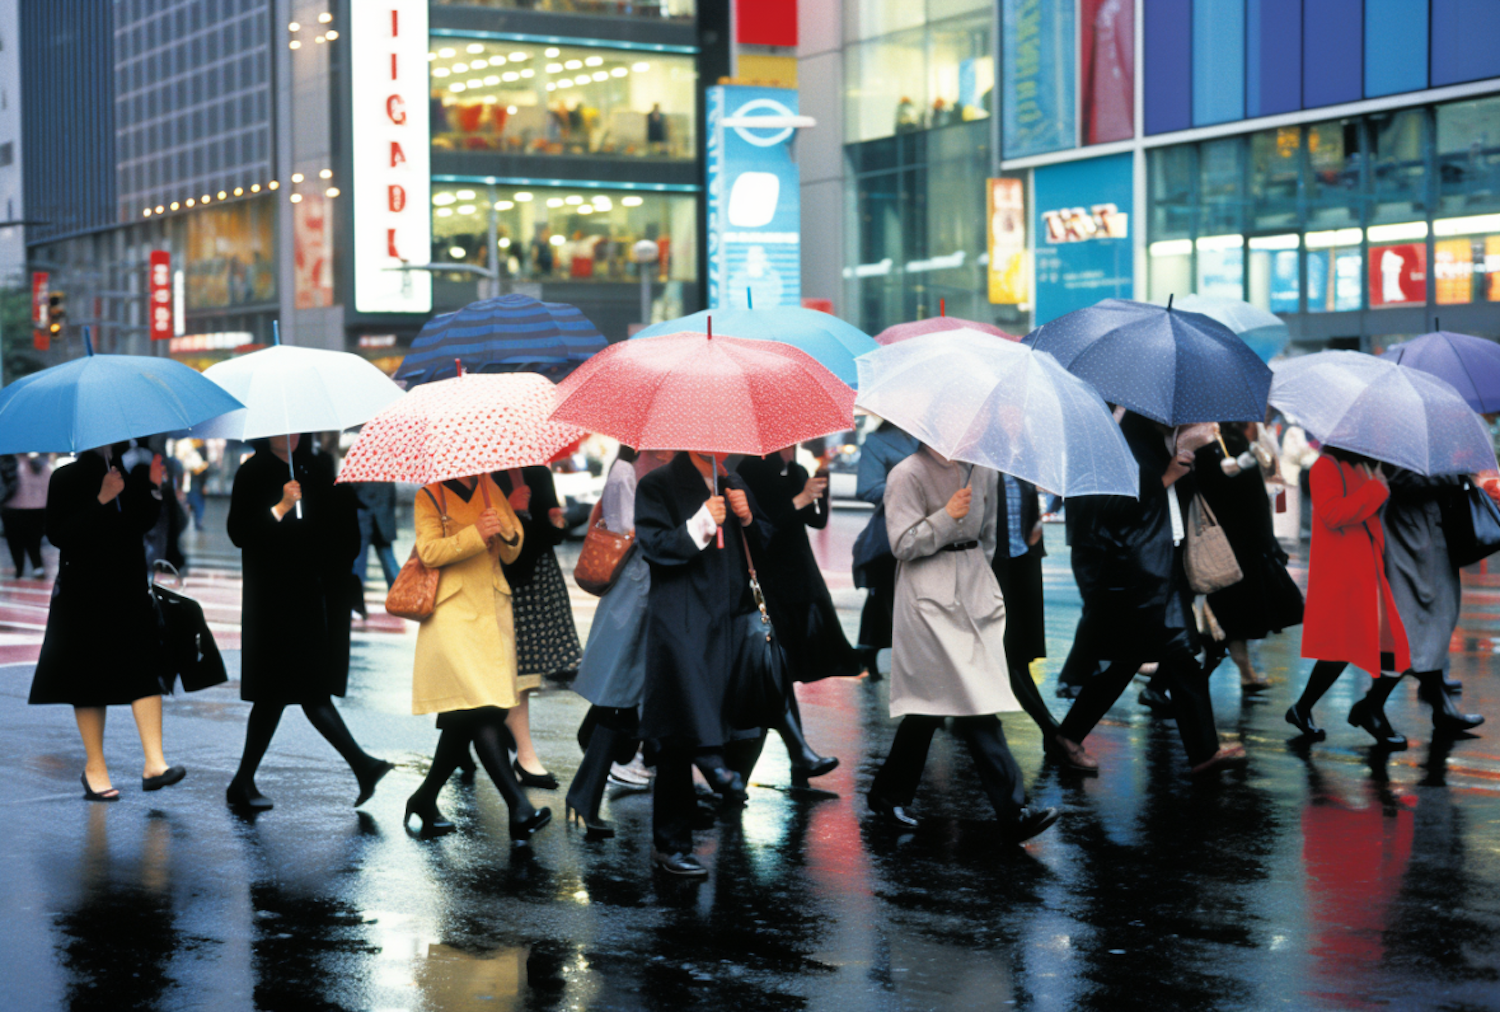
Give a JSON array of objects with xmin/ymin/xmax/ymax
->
[{"xmin": 395, "ymin": 293, "xmax": 608, "ymax": 386}]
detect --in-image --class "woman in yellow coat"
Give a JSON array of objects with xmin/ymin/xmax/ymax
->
[{"xmin": 402, "ymin": 474, "xmax": 552, "ymax": 844}]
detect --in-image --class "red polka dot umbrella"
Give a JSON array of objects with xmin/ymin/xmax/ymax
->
[
  {"xmin": 551, "ymin": 329, "xmax": 855, "ymax": 457},
  {"xmin": 337, "ymin": 372, "xmax": 584, "ymax": 493}
]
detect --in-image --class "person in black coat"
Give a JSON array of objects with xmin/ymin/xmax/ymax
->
[
  {"xmin": 636, "ymin": 451, "xmax": 771, "ymax": 878},
  {"xmin": 734, "ymin": 449, "xmax": 854, "ymax": 784},
  {"xmin": 29, "ymin": 445, "xmax": 187, "ymax": 800},
  {"xmin": 1056, "ymin": 412, "xmax": 1242, "ymax": 775},
  {"xmin": 224, "ymin": 435, "xmax": 392, "ymax": 811},
  {"xmin": 352, "ymin": 480, "xmax": 401, "ymax": 593}
]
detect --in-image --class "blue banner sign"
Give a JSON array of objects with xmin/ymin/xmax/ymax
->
[
  {"xmin": 1033, "ymin": 152, "xmax": 1134, "ymax": 323},
  {"xmin": 1003, "ymin": 0, "xmax": 1077, "ymax": 158}
]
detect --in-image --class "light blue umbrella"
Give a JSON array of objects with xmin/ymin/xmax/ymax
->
[
  {"xmin": 0, "ymin": 328, "xmax": 243, "ymax": 454},
  {"xmin": 1169, "ymin": 294, "xmax": 1290, "ymax": 363},
  {"xmin": 634, "ymin": 306, "xmax": 875, "ymax": 388}
]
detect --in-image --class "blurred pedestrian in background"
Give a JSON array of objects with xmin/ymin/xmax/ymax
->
[
  {"xmin": 2, "ymin": 453, "xmax": 52, "ymax": 579},
  {"xmin": 852, "ymin": 420, "xmax": 920, "ymax": 675},
  {"xmin": 352, "ymin": 479, "xmax": 402, "ymax": 603}
]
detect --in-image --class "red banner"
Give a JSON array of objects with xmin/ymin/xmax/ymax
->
[
  {"xmin": 30, "ymin": 271, "xmax": 47, "ymax": 329},
  {"xmin": 148, "ymin": 251, "xmax": 173, "ymax": 340}
]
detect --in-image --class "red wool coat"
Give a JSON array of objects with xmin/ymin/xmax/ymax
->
[{"xmin": 1300, "ymin": 455, "xmax": 1411, "ymax": 676}]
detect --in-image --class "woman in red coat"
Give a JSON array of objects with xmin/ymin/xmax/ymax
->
[{"xmin": 1287, "ymin": 448, "xmax": 1413, "ymax": 748}]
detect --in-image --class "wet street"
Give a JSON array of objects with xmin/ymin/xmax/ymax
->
[{"xmin": 2, "ymin": 508, "xmax": 1499, "ymax": 1011}]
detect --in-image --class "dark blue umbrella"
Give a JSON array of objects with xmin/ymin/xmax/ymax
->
[
  {"xmin": 395, "ymin": 293, "xmax": 607, "ymax": 386},
  {"xmin": 1383, "ymin": 330, "xmax": 1500, "ymax": 414},
  {"xmin": 1024, "ymin": 298, "xmax": 1272, "ymax": 425}
]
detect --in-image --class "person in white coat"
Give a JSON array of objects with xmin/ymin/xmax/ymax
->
[{"xmin": 866, "ymin": 445, "xmax": 1059, "ymax": 844}]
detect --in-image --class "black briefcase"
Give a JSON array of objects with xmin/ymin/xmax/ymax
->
[
  {"xmin": 1442, "ymin": 480, "xmax": 1500, "ymax": 568},
  {"xmin": 151, "ymin": 580, "xmax": 228, "ymax": 693}
]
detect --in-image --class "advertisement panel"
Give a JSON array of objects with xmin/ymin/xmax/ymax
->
[
  {"xmin": 1002, "ymin": 0, "xmax": 1077, "ymax": 158},
  {"xmin": 987, "ymin": 178, "xmax": 1028, "ymax": 305},
  {"xmin": 31, "ymin": 271, "xmax": 48, "ymax": 351},
  {"xmin": 1369, "ymin": 243, "xmax": 1426, "ymax": 307},
  {"xmin": 149, "ymin": 251, "xmax": 173, "ymax": 341},
  {"xmin": 295, "ymin": 192, "xmax": 335, "ymax": 309},
  {"xmin": 1033, "ymin": 153, "xmax": 1133, "ymax": 324},
  {"xmin": 1079, "ymin": 0, "xmax": 1134, "ymax": 144},
  {"xmin": 351, "ymin": 1, "xmax": 431, "ymax": 314},
  {"xmin": 1435, "ymin": 237, "xmax": 1474, "ymax": 304},
  {"xmin": 706, "ymin": 85, "xmax": 801, "ymax": 309}
]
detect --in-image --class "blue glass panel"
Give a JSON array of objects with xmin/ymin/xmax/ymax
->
[
  {"xmin": 1192, "ymin": 0, "xmax": 1245, "ymax": 126},
  {"xmin": 1144, "ymin": 0, "xmax": 1193, "ymax": 135},
  {"xmin": 1365, "ymin": 0, "xmax": 1428, "ymax": 98},
  {"xmin": 1303, "ymin": 0, "xmax": 1362, "ymax": 108},
  {"xmin": 1002, "ymin": 0, "xmax": 1077, "ymax": 157},
  {"xmin": 1431, "ymin": 0, "xmax": 1500, "ymax": 87},
  {"xmin": 1246, "ymin": 0, "xmax": 1301, "ymax": 118}
]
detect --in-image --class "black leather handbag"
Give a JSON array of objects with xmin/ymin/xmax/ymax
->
[
  {"xmin": 726, "ymin": 531, "xmax": 789, "ymax": 731},
  {"xmin": 1441, "ymin": 480, "xmax": 1500, "ymax": 568},
  {"xmin": 151, "ymin": 565, "xmax": 227, "ymax": 693}
]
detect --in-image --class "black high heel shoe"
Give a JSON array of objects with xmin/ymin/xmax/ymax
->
[
  {"xmin": 509, "ymin": 806, "xmax": 552, "ymax": 843},
  {"xmin": 354, "ymin": 759, "xmax": 394, "ymax": 808},
  {"xmin": 703, "ymin": 767, "xmax": 747, "ymax": 806},
  {"xmin": 225, "ymin": 779, "xmax": 274, "ymax": 810},
  {"xmin": 1348, "ymin": 698, "xmax": 1408, "ymax": 750},
  {"xmin": 512, "ymin": 761, "xmax": 559, "ymax": 790},
  {"xmin": 1285, "ymin": 703, "xmax": 1326, "ymax": 741},
  {"xmin": 565, "ymin": 802, "xmax": 615, "ymax": 840},
  {"xmin": 404, "ymin": 796, "xmax": 456, "ymax": 837}
]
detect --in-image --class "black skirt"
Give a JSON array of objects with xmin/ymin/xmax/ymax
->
[
  {"xmin": 510, "ymin": 550, "xmax": 582, "ymax": 678},
  {"xmin": 30, "ymin": 578, "xmax": 165, "ymax": 706}
]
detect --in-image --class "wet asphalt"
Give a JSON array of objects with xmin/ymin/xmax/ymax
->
[{"xmin": 2, "ymin": 516, "xmax": 1499, "ymax": 1012}]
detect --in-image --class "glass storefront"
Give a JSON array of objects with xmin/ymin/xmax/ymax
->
[
  {"xmin": 429, "ymin": 181, "xmax": 696, "ymax": 286},
  {"xmin": 182, "ymin": 197, "xmax": 276, "ymax": 310},
  {"xmin": 844, "ymin": 11, "xmax": 993, "ymax": 144},
  {"xmin": 432, "ymin": 0, "xmax": 694, "ymax": 21},
  {"xmin": 429, "ymin": 38, "xmax": 696, "ymax": 162}
]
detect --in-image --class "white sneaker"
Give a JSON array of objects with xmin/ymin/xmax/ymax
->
[
  {"xmin": 622, "ymin": 754, "xmax": 655, "ymax": 780},
  {"xmin": 608, "ymin": 762, "xmax": 651, "ymax": 790}
]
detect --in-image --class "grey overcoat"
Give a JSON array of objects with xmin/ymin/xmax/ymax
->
[{"xmin": 1383, "ymin": 469, "xmax": 1462, "ymax": 674}]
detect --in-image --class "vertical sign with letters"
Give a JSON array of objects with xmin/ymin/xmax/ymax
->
[
  {"xmin": 351, "ymin": 1, "xmax": 431, "ymax": 314},
  {"xmin": 148, "ymin": 251, "xmax": 173, "ymax": 340}
]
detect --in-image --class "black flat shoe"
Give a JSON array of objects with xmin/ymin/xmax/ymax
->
[
  {"xmin": 404, "ymin": 797, "xmax": 456, "ymax": 837},
  {"xmin": 1007, "ymin": 806, "xmax": 1060, "ymax": 844},
  {"xmin": 81, "ymin": 772, "xmax": 120, "ymax": 803},
  {"xmin": 513, "ymin": 761, "xmax": 559, "ymax": 790},
  {"xmin": 509, "ymin": 806, "xmax": 552, "ymax": 843},
  {"xmin": 704, "ymin": 767, "xmax": 747, "ymax": 806},
  {"xmin": 1348, "ymin": 698, "xmax": 1408, "ymax": 750},
  {"xmin": 565, "ymin": 802, "xmax": 615, "ymax": 840},
  {"xmin": 142, "ymin": 766, "xmax": 186, "ymax": 792},
  {"xmin": 226, "ymin": 780, "xmax": 274, "ymax": 811},
  {"xmin": 789, "ymin": 755, "xmax": 839, "ymax": 785},
  {"xmin": 867, "ymin": 793, "xmax": 919, "ymax": 828},
  {"xmin": 1138, "ymin": 686, "xmax": 1172, "ymax": 712},
  {"xmin": 355, "ymin": 760, "xmax": 394, "ymax": 808},
  {"xmin": 652, "ymin": 850, "xmax": 707, "ymax": 878},
  {"xmin": 1285, "ymin": 703, "xmax": 1326, "ymax": 741}
]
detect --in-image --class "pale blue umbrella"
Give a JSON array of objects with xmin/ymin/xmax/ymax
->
[
  {"xmin": 634, "ymin": 306, "xmax": 875, "ymax": 388},
  {"xmin": 854, "ymin": 329, "xmax": 1139, "ymax": 497},
  {"xmin": 0, "ymin": 328, "xmax": 243, "ymax": 454},
  {"xmin": 1169, "ymin": 294, "xmax": 1290, "ymax": 363}
]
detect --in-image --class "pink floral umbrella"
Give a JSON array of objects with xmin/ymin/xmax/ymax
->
[{"xmin": 337, "ymin": 372, "xmax": 584, "ymax": 504}]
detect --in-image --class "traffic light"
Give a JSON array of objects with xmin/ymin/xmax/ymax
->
[{"xmin": 47, "ymin": 292, "xmax": 64, "ymax": 335}]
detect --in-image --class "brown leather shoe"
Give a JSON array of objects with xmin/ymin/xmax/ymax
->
[
  {"xmin": 1045, "ymin": 733, "xmax": 1099, "ymax": 774},
  {"xmin": 1190, "ymin": 744, "xmax": 1247, "ymax": 776}
]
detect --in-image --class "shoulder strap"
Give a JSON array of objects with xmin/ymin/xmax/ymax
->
[{"xmin": 423, "ymin": 486, "xmax": 447, "ymax": 536}]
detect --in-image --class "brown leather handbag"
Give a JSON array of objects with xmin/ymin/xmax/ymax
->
[
  {"xmin": 574, "ymin": 499, "xmax": 636, "ymax": 596},
  {"xmin": 385, "ymin": 486, "xmax": 447, "ymax": 621}
]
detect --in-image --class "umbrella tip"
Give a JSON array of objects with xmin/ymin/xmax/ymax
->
[
  {"xmin": 707, "ymin": 316, "xmax": 712, "ymax": 340},
  {"xmin": 455, "ymin": 357, "xmax": 464, "ymax": 378},
  {"xmin": 271, "ymin": 320, "xmax": 282, "ymax": 346},
  {"xmin": 745, "ymin": 287, "xmax": 752, "ymax": 309},
  {"xmin": 1166, "ymin": 294, "xmax": 1174, "ymax": 312},
  {"xmin": 82, "ymin": 325, "xmax": 94, "ymax": 357},
  {"xmin": 940, "ymin": 297, "xmax": 946, "ymax": 316}
]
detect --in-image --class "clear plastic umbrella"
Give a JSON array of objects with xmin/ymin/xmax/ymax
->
[
  {"xmin": 854, "ymin": 329, "xmax": 1139, "ymax": 497},
  {"xmin": 1270, "ymin": 350, "xmax": 1497, "ymax": 476}
]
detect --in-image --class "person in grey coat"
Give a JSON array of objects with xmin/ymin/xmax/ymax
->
[
  {"xmin": 866, "ymin": 444, "xmax": 1058, "ymax": 844},
  {"xmin": 1382, "ymin": 469, "xmax": 1484, "ymax": 733}
]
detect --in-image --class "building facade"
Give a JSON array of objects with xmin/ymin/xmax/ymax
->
[{"xmin": 809, "ymin": 0, "xmax": 1500, "ymax": 351}]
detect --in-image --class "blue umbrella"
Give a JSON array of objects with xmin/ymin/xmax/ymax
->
[
  {"xmin": 1025, "ymin": 298, "xmax": 1272, "ymax": 425},
  {"xmin": 634, "ymin": 306, "xmax": 875, "ymax": 388},
  {"xmin": 395, "ymin": 293, "xmax": 607, "ymax": 386},
  {"xmin": 0, "ymin": 328, "xmax": 244, "ymax": 454},
  {"xmin": 1383, "ymin": 330, "xmax": 1500, "ymax": 414}
]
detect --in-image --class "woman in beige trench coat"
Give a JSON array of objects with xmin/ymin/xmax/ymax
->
[
  {"xmin": 401, "ymin": 474, "xmax": 552, "ymax": 844},
  {"xmin": 866, "ymin": 445, "xmax": 1058, "ymax": 845}
]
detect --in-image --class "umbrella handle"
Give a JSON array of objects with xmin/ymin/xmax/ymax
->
[
  {"xmin": 287, "ymin": 449, "xmax": 303, "ymax": 519},
  {"xmin": 713, "ymin": 454, "xmax": 724, "ymax": 549}
]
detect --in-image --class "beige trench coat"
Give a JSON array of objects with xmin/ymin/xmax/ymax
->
[
  {"xmin": 411, "ymin": 477, "xmax": 524, "ymax": 715},
  {"xmin": 885, "ymin": 447, "xmax": 1020, "ymax": 718}
]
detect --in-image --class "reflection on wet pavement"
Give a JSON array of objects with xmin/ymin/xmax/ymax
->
[{"xmin": 2, "ymin": 521, "xmax": 1499, "ymax": 1011}]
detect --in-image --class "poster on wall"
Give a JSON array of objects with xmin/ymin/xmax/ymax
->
[
  {"xmin": 1079, "ymin": 0, "xmax": 1134, "ymax": 144},
  {"xmin": 1369, "ymin": 243, "xmax": 1427, "ymax": 307},
  {"xmin": 295, "ymin": 192, "xmax": 335, "ymax": 309},
  {"xmin": 1032, "ymin": 153, "xmax": 1133, "ymax": 324},
  {"xmin": 1435, "ymin": 237, "xmax": 1475, "ymax": 305},
  {"xmin": 351, "ymin": 1, "xmax": 431, "ymax": 314},
  {"xmin": 1002, "ymin": 0, "xmax": 1076, "ymax": 158},
  {"xmin": 148, "ymin": 251, "xmax": 173, "ymax": 340},
  {"xmin": 987, "ymin": 179, "xmax": 1028, "ymax": 305},
  {"xmin": 706, "ymin": 84, "xmax": 802, "ymax": 309}
]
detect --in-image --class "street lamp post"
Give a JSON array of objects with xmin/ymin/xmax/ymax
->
[{"xmin": 633, "ymin": 239, "xmax": 659, "ymax": 328}]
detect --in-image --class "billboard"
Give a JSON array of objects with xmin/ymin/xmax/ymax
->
[
  {"xmin": 987, "ymin": 179, "xmax": 1028, "ymax": 305},
  {"xmin": 1080, "ymin": 0, "xmax": 1134, "ymax": 144},
  {"xmin": 706, "ymin": 85, "xmax": 801, "ymax": 309},
  {"xmin": 1369, "ymin": 243, "xmax": 1426, "ymax": 307},
  {"xmin": 1002, "ymin": 0, "xmax": 1077, "ymax": 158},
  {"xmin": 1032, "ymin": 153, "xmax": 1133, "ymax": 324},
  {"xmin": 148, "ymin": 251, "xmax": 173, "ymax": 340},
  {"xmin": 350, "ymin": 0, "xmax": 431, "ymax": 314}
]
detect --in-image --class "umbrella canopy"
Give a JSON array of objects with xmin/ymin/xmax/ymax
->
[
  {"xmin": 0, "ymin": 333, "xmax": 243, "ymax": 454},
  {"xmin": 1383, "ymin": 330, "xmax": 1500, "ymax": 414},
  {"xmin": 1167, "ymin": 294, "xmax": 1290, "ymax": 363},
  {"xmin": 633, "ymin": 307, "xmax": 876, "ymax": 388},
  {"xmin": 1269, "ymin": 350, "xmax": 1496, "ymax": 476},
  {"xmin": 551, "ymin": 330, "xmax": 855, "ymax": 457},
  {"xmin": 1025, "ymin": 298, "xmax": 1272, "ymax": 425},
  {"xmin": 186, "ymin": 344, "xmax": 404, "ymax": 440},
  {"xmin": 395, "ymin": 293, "xmax": 607, "ymax": 386},
  {"xmin": 854, "ymin": 329, "xmax": 1139, "ymax": 498},
  {"xmin": 338, "ymin": 373, "xmax": 585, "ymax": 485},
  {"xmin": 873, "ymin": 316, "xmax": 1019, "ymax": 346}
]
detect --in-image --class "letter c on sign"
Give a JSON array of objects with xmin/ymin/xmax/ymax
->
[
  {"xmin": 386, "ymin": 95, "xmax": 406, "ymax": 125},
  {"xmin": 388, "ymin": 185, "xmax": 406, "ymax": 213}
]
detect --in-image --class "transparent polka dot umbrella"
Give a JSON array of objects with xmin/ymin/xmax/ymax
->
[{"xmin": 336, "ymin": 372, "xmax": 585, "ymax": 487}]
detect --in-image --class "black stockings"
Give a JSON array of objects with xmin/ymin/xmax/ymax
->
[{"xmin": 232, "ymin": 698, "xmax": 378, "ymax": 790}]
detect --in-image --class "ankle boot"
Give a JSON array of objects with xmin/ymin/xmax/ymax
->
[
  {"xmin": 1349, "ymin": 688, "xmax": 1408, "ymax": 750},
  {"xmin": 775, "ymin": 700, "xmax": 838, "ymax": 782},
  {"xmin": 1416, "ymin": 671, "xmax": 1484, "ymax": 733},
  {"xmin": 565, "ymin": 726, "xmax": 623, "ymax": 840}
]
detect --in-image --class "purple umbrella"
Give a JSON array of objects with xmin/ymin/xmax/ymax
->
[{"xmin": 1383, "ymin": 330, "xmax": 1500, "ymax": 414}]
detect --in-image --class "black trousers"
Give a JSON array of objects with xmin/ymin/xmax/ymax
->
[
  {"xmin": 857, "ymin": 555, "xmax": 898, "ymax": 650},
  {"xmin": 870, "ymin": 714, "xmax": 1026, "ymax": 822},
  {"xmin": 652, "ymin": 744, "xmax": 697, "ymax": 855},
  {"xmin": 1058, "ymin": 648, "xmax": 1219, "ymax": 765},
  {"xmin": 2, "ymin": 508, "xmax": 44, "ymax": 574}
]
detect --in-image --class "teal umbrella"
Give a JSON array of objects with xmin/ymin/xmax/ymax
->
[
  {"xmin": 0, "ymin": 328, "xmax": 243, "ymax": 454},
  {"xmin": 633, "ymin": 306, "xmax": 875, "ymax": 388}
]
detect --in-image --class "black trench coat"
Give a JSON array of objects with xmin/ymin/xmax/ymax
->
[
  {"xmin": 636, "ymin": 453, "xmax": 769, "ymax": 748},
  {"xmin": 227, "ymin": 444, "xmax": 361, "ymax": 704},
  {"xmin": 736, "ymin": 454, "xmax": 861, "ymax": 682},
  {"xmin": 30, "ymin": 451, "xmax": 166, "ymax": 706}
]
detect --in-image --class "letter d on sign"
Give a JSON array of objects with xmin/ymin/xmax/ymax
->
[{"xmin": 388, "ymin": 185, "xmax": 406, "ymax": 212}]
